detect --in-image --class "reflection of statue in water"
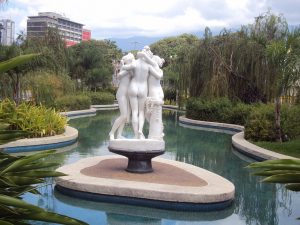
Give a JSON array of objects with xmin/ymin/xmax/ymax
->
[
  {"xmin": 109, "ymin": 46, "xmax": 164, "ymax": 140},
  {"xmin": 109, "ymin": 53, "xmax": 134, "ymax": 140}
]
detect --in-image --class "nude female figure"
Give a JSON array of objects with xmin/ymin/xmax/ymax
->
[
  {"xmin": 109, "ymin": 53, "xmax": 134, "ymax": 140},
  {"xmin": 123, "ymin": 50, "xmax": 163, "ymax": 139}
]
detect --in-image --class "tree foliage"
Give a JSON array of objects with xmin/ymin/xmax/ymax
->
[
  {"xmin": 150, "ymin": 34, "xmax": 199, "ymax": 89},
  {"xmin": 182, "ymin": 11, "xmax": 300, "ymax": 105},
  {"xmin": 68, "ymin": 40, "xmax": 122, "ymax": 91}
]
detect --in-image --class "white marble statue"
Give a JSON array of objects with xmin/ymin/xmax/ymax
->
[
  {"xmin": 109, "ymin": 53, "xmax": 134, "ymax": 140},
  {"xmin": 109, "ymin": 46, "xmax": 164, "ymax": 141}
]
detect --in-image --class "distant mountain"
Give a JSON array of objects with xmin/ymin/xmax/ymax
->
[
  {"xmin": 110, "ymin": 36, "xmax": 164, "ymax": 52},
  {"xmin": 109, "ymin": 30, "xmax": 217, "ymax": 52}
]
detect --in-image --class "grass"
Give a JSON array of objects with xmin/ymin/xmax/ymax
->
[{"xmin": 253, "ymin": 138, "xmax": 300, "ymax": 158}]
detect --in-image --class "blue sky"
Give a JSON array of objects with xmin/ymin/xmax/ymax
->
[{"xmin": 1, "ymin": 0, "xmax": 300, "ymax": 40}]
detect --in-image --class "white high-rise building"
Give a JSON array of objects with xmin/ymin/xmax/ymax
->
[{"xmin": 0, "ymin": 19, "xmax": 15, "ymax": 46}]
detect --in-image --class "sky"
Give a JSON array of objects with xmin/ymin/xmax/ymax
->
[{"xmin": 1, "ymin": 0, "xmax": 300, "ymax": 40}]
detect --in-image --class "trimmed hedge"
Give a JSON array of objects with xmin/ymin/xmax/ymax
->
[
  {"xmin": 55, "ymin": 94, "xmax": 91, "ymax": 111},
  {"xmin": 186, "ymin": 97, "xmax": 251, "ymax": 125},
  {"xmin": 89, "ymin": 92, "xmax": 115, "ymax": 105},
  {"xmin": 186, "ymin": 97, "xmax": 300, "ymax": 142}
]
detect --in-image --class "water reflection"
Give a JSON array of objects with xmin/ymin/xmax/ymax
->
[
  {"xmin": 53, "ymin": 189, "xmax": 234, "ymax": 224},
  {"xmin": 22, "ymin": 110, "xmax": 300, "ymax": 225}
]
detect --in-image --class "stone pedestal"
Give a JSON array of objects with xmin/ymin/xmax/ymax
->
[{"xmin": 108, "ymin": 139, "xmax": 165, "ymax": 173}]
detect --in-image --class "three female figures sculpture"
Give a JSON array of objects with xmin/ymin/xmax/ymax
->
[{"xmin": 109, "ymin": 46, "xmax": 165, "ymax": 141}]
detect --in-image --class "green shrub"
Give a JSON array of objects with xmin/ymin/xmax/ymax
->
[
  {"xmin": 89, "ymin": 91, "xmax": 115, "ymax": 105},
  {"xmin": 228, "ymin": 102, "xmax": 253, "ymax": 125},
  {"xmin": 22, "ymin": 71, "xmax": 75, "ymax": 107},
  {"xmin": 55, "ymin": 94, "xmax": 91, "ymax": 111},
  {"xmin": 0, "ymin": 99, "xmax": 67, "ymax": 138},
  {"xmin": 245, "ymin": 104, "xmax": 300, "ymax": 141},
  {"xmin": 281, "ymin": 104, "xmax": 300, "ymax": 140},
  {"xmin": 164, "ymin": 88, "xmax": 177, "ymax": 102},
  {"xmin": 186, "ymin": 97, "xmax": 251, "ymax": 125},
  {"xmin": 245, "ymin": 104, "xmax": 276, "ymax": 141}
]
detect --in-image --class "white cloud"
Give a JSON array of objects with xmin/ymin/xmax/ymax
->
[{"xmin": 1, "ymin": 0, "xmax": 300, "ymax": 39}]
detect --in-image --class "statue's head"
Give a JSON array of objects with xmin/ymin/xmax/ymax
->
[
  {"xmin": 152, "ymin": 55, "xmax": 165, "ymax": 68},
  {"xmin": 142, "ymin": 45, "xmax": 153, "ymax": 58},
  {"xmin": 122, "ymin": 53, "xmax": 134, "ymax": 65}
]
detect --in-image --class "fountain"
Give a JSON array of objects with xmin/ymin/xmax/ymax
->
[
  {"xmin": 55, "ymin": 46, "xmax": 235, "ymax": 211},
  {"xmin": 108, "ymin": 47, "xmax": 165, "ymax": 173}
]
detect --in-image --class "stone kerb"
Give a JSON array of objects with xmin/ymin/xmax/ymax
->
[
  {"xmin": 179, "ymin": 116, "xmax": 244, "ymax": 134},
  {"xmin": 0, "ymin": 126, "xmax": 78, "ymax": 153},
  {"xmin": 91, "ymin": 104, "xmax": 119, "ymax": 111},
  {"xmin": 55, "ymin": 155, "xmax": 235, "ymax": 210},
  {"xmin": 60, "ymin": 108, "xmax": 97, "ymax": 119},
  {"xmin": 0, "ymin": 104, "xmax": 120, "ymax": 153},
  {"xmin": 179, "ymin": 116, "xmax": 296, "ymax": 160},
  {"xmin": 232, "ymin": 132, "xmax": 296, "ymax": 160}
]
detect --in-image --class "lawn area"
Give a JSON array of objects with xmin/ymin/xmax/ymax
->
[{"xmin": 253, "ymin": 138, "xmax": 300, "ymax": 158}]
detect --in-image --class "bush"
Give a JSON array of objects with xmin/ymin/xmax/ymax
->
[
  {"xmin": 55, "ymin": 94, "xmax": 91, "ymax": 111},
  {"xmin": 164, "ymin": 88, "xmax": 177, "ymax": 102},
  {"xmin": 0, "ymin": 99, "xmax": 67, "ymax": 138},
  {"xmin": 22, "ymin": 71, "xmax": 75, "ymax": 107},
  {"xmin": 281, "ymin": 104, "xmax": 300, "ymax": 139},
  {"xmin": 186, "ymin": 97, "xmax": 251, "ymax": 125},
  {"xmin": 89, "ymin": 91, "xmax": 115, "ymax": 105},
  {"xmin": 245, "ymin": 104, "xmax": 300, "ymax": 141},
  {"xmin": 245, "ymin": 104, "xmax": 276, "ymax": 141}
]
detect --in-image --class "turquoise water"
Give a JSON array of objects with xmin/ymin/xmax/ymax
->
[{"xmin": 23, "ymin": 110, "xmax": 300, "ymax": 225}]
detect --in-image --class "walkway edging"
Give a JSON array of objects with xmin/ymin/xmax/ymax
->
[
  {"xmin": 179, "ymin": 116, "xmax": 296, "ymax": 160},
  {"xmin": 1, "ymin": 104, "xmax": 118, "ymax": 153},
  {"xmin": 91, "ymin": 104, "xmax": 119, "ymax": 111},
  {"xmin": 0, "ymin": 126, "xmax": 78, "ymax": 153}
]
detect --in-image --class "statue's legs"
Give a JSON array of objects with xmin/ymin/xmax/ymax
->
[
  {"xmin": 109, "ymin": 96, "xmax": 128, "ymax": 140},
  {"xmin": 138, "ymin": 97, "xmax": 146, "ymax": 139},
  {"xmin": 129, "ymin": 96, "xmax": 139, "ymax": 139}
]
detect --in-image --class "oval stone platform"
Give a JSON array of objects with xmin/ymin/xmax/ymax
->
[{"xmin": 55, "ymin": 156, "xmax": 235, "ymax": 211}]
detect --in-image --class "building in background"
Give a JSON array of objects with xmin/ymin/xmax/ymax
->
[
  {"xmin": 0, "ymin": 19, "xmax": 15, "ymax": 46},
  {"xmin": 27, "ymin": 12, "xmax": 91, "ymax": 47}
]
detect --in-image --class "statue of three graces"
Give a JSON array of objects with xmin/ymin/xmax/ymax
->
[{"xmin": 109, "ymin": 46, "xmax": 165, "ymax": 141}]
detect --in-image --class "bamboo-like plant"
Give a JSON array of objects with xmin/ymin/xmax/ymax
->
[{"xmin": 0, "ymin": 150, "xmax": 87, "ymax": 225}]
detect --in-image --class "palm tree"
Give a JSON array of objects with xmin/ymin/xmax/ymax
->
[{"xmin": 266, "ymin": 28, "xmax": 300, "ymax": 142}]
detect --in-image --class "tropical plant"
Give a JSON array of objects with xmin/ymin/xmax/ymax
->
[
  {"xmin": 0, "ymin": 150, "xmax": 87, "ymax": 225},
  {"xmin": 247, "ymin": 159, "xmax": 300, "ymax": 219},
  {"xmin": 0, "ymin": 99, "xmax": 67, "ymax": 138},
  {"xmin": 0, "ymin": 51, "xmax": 40, "ymax": 103},
  {"xmin": 0, "ymin": 121, "xmax": 28, "ymax": 144},
  {"xmin": 0, "ymin": 54, "xmax": 39, "ymax": 74},
  {"xmin": 265, "ymin": 28, "xmax": 300, "ymax": 142}
]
